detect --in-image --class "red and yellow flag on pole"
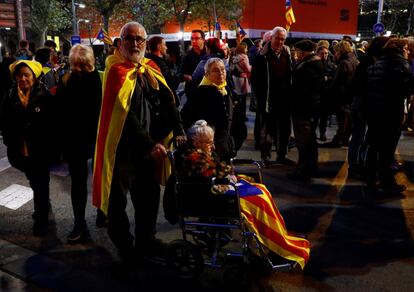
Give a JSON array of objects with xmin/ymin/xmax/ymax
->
[{"xmin": 285, "ymin": 0, "xmax": 296, "ymax": 32}]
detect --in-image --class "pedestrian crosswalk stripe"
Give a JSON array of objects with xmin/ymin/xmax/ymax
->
[
  {"xmin": 0, "ymin": 157, "xmax": 10, "ymax": 172},
  {"xmin": 0, "ymin": 184, "xmax": 33, "ymax": 210}
]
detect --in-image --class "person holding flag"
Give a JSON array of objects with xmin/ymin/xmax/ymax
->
[{"xmin": 92, "ymin": 21, "xmax": 186, "ymax": 265}]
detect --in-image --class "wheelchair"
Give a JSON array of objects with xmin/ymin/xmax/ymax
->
[{"xmin": 165, "ymin": 152, "xmax": 297, "ymax": 280}]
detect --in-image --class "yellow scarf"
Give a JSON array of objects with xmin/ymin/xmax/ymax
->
[
  {"xmin": 17, "ymin": 87, "xmax": 30, "ymax": 107},
  {"xmin": 17, "ymin": 86, "xmax": 30, "ymax": 156},
  {"xmin": 199, "ymin": 76, "xmax": 227, "ymax": 96}
]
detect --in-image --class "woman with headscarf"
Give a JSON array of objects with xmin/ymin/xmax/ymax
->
[
  {"xmin": 0, "ymin": 60, "xmax": 57, "ymax": 236},
  {"xmin": 56, "ymin": 44, "xmax": 102, "ymax": 243}
]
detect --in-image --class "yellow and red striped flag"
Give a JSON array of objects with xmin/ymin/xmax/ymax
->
[
  {"xmin": 235, "ymin": 178, "xmax": 310, "ymax": 269},
  {"xmin": 96, "ymin": 27, "xmax": 113, "ymax": 45},
  {"xmin": 93, "ymin": 49, "xmax": 174, "ymax": 214},
  {"xmin": 285, "ymin": 0, "xmax": 296, "ymax": 32}
]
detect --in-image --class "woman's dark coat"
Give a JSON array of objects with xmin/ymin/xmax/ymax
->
[
  {"xmin": 181, "ymin": 84, "xmax": 235, "ymax": 161},
  {"xmin": 0, "ymin": 83, "xmax": 57, "ymax": 170},
  {"xmin": 57, "ymin": 70, "xmax": 102, "ymax": 160}
]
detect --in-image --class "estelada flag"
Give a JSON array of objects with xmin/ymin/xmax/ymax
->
[
  {"xmin": 96, "ymin": 27, "xmax": 113, "ymax": 45},
  {"xmin": 236, "ymin": 21, "xmax": 247, "ymax": 41},
  {"xmin": 92, "ymin": 49, "xmax": 175, "ymax": 214},
  {"xmin": 285, "ymin": 0, "xmax": 296, "ymax": 31},
  {"xmin": 233, "ymin": 177, "xmax": 310, "ymax": 269}
]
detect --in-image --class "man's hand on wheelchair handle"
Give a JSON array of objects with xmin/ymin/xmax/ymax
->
[
  {"xmin": 175, "ymin": 135, "xmax": 187, "ymax": 146},
  {"xmin": 150, "ymin": 143, "xmax": 167, "ymax": 159}
]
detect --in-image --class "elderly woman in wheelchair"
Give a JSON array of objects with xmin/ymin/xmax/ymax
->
[{"xmin": 164, "ymin": 120, "xmax": 310, "ymax": 279}]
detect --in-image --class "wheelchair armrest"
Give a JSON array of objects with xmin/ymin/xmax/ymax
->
[{"xmin": 231, "ymin": 158, "xmax": 264, "ymax": 169}]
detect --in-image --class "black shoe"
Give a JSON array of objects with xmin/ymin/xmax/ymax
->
[
  {"xmin": 276, "ymin": 157, "xmax": 296, "ymax": 166},
  {"xmin": 118, "ymin": 247, "xmax": 137, "ymax": 268},
  {"xmin": 378, "ymin": 183, "xmax": 406, "ymax": 194},
  {"xmin": 96, "ymin": 209, "xmax": 107, "ymax": 228},
  {"xmin": 33, "ymin": 220, "xmax": 48, "ymax": 237},
  {"xmin": 67, "ymin": 225, "xmax": 89, "ymax": 244}
]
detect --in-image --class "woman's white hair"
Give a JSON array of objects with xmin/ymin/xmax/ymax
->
[
  {"xmin": 204, "ymin": 57, "xmax": 224, "ymax": 74},
  {"xmin": 187, "ymin": 120, "xmax": 214, "ymax": 143}
]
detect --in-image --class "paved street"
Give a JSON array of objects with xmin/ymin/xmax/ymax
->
[{"xmin": 1, "ymin": 110, "xmax": 414, "ymax": 291}]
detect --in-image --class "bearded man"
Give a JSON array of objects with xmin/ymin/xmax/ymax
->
[{"xmin": 93, "ymin": 22, "xmax": 185, "ymax": 264}]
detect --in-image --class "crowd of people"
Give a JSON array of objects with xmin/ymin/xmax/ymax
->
[{"xmin": 0, "ymin": 21, "xmax": 414, "ymax": 266}]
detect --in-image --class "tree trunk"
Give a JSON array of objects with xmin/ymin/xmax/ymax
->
[
  {"xmin": 103, "ymin": 14, "xmax": 110, "ymax": 53},
  {"xmin": 40, "ymin": 28, "xmax": 47, "ymax": 48}
]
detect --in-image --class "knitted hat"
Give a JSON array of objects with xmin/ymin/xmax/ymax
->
[
  {"xmin": 294, "ymin": 40, "xmax": 316, "ymax": 52},
  {"xmin": 9, "ymin": 60, "xmax": 43, "ymax": 79}
]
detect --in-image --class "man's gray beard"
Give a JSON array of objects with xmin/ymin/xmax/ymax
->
[{"xmin": 121, "ymin": 47, "xmax": 144, "ymax": 63}]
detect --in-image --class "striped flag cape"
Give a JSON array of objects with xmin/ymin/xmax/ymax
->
[
  {"xmin": 233, "ymin": 177, "xmax": 310, "ymax": 269},
  {"xmin": 285, "ymin": 0, "xmax": 296, "ymax": 31},
  {"xmin": 96, "ymin": 27, "xmax": 113, "ymax": 45},
  {"xmin": 92, "ymin": 49, "xmax": 174, "ymax": 214}
]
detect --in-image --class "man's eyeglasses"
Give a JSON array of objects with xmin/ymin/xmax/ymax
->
[
  {"xmin": 123, "ymin": 35, "xmax": 147, "ymax": 45},
  {"xmin": 191, "ymin": 37, "xmax": 202, "ymax": 41}
]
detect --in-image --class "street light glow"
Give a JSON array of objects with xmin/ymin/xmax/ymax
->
[
  {"xmin": 77, "ymin": 3, "xmax": 86, "ymax": 8},
  {"xmin": 78, "ymin": 19, "xmax": 90, "ymax": 24},
  {"xmin": 385, "ymin": 30, "xmax": 392, "ymax": 36}
]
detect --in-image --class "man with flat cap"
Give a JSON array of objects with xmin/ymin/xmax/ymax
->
[{"xmin": 288, "ymin": 39, "xmax": 325, "ymax": 180}]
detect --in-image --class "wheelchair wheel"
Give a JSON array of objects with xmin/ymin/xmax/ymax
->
[{"xmin": 165, "ymin": 239, "xmax": 204, "ymax": 279}]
